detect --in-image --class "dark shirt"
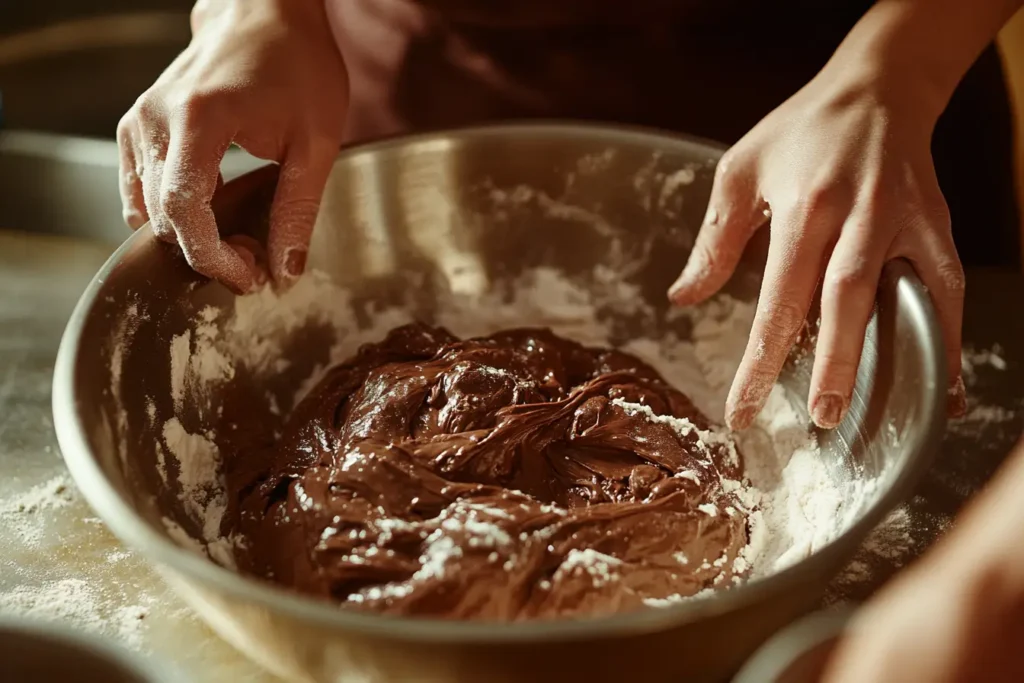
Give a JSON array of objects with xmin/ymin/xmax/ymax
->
[{"xmin": 328, "ymin": 0, "xmax": 1019, "ymax": 268}]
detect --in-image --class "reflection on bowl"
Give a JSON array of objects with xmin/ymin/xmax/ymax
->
[{"xmin": 54, "ymin": 123, "xmax": 945, "ymax": 683}]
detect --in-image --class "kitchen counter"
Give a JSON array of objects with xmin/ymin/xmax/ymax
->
[
  {"xmin": 0, "ymin": 228, "xmax": 1019, "ymax": 680},
  {"xmin": 824, "ymin": 267, "xmax": 1024, "ymax": 604},
  {"xmin": 0, "ymin": 230, "xmax": 276, "ymax": 682}
]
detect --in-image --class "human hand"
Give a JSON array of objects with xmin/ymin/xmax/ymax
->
[
  {"xmin": 117, "ymin": 0, "xmax": 348, "ymax": 292},
  {"xmin": 821, "ymin": 438, "xmax": 1024, "ymax": 683},
  {"xmin": 668, "ymin": 63, "xmax": 965, "ymax": 431}
]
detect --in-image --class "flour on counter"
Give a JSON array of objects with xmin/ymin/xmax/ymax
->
[
  {"xmin": 0, "ymin": 474, "xmax": 77, "ymax": 547},
  {"xmin": 951, "ymin": 344, "xmax": 1020, "ymax": 438},
  {"xmin": 0, "ymin": 579, "xmax": 151, "ymax": 651}
]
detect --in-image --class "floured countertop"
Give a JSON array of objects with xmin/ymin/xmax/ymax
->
[
  {"xmin": 0, "ymin": 230, "xmax": 277, "ymax": 682},
  {"xmin": 0, "ymin": 229, "xmax": 1020, "ymax": 679}
]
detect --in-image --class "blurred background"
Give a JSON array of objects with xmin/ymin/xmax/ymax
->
[
  {"xmin": 0, "ymin": 2, "xmax": 261, "ymax": 247},
  {"xmin": 1, "ymin": 3, "xmax": 1023, "ymax": 252},
  {"xmin": 0, "ymin": 2, "xmax": 1021, "ymax": 255}
]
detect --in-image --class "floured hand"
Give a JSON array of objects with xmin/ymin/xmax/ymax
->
[
  {"xmin": 668, "ymin": 62, "xmax": 965, "ymax": 431},
  {"xmin": 117, "ymin": 0, "xmax": 348, "ymax": 293}
]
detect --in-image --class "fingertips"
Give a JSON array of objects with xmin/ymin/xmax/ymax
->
[
  {"xmin": 808, "ymin": 223, "xmax": 888, "ymax": 429},
  {"xmin": 203, "ymin": 244, "xmax": 255, "ymax": 295},
  {"xmin": 724, "ymin": 303, "xmax": 802, "ymax": 431},
  {"xmin": 725, "ymin": 206, "xmax": 833, "ymax": 430},
  {"xmin": 136, "ymin": 119, "xmax": 174, "ymax": 243},
  {"xmin": 267, "ymin": 141, "xmax": 337, "ymax": 286},
  {"xmin": 117, "ymin": 115, "xmax": 149, "ymax": 230},
  {"xmin": 668, "ymin": 149, "xmax": 764, "ymax": 306},
  {"xmin": 226, "ymin": 234, "xmax": 269, "ymax": 288}
]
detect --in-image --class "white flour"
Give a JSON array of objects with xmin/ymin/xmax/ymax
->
[
  {"xmin": 0, "ymin": 578, "xmax": 151, "ymax": 651},
  {"xmin": 950, "ymin": 344, "xmax": 1019, "ymax": 438},
  {"xmin": 150, "ymin": 263, "xmax": 880, "ymax": 590},
  {"xmin": 0, "ymin": 474, "xmax": 77, "ymax": 547}
]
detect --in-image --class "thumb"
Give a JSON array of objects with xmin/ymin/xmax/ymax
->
[
  {"xmin": 268, "ymin": 138, "xmax": 338, "ymax": 285},
  {"xmin": 668, "ymin": 149, "xmax": 766, "ymax": 306}
]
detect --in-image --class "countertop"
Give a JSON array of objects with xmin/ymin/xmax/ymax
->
[
  {"xmin": 0, "ymin": 231, "xmax": 275, "ymax": 682},
  {"xmin": 0, "ymin": 229, "xmax": 1020, "ymax": 680}
]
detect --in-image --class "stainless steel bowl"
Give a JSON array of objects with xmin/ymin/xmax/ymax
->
[
  {"xmin": 0, "ymin": 617, "xmax": 180, "ymax": 683},
  {"xmin": 53, "ymin": 123, "xmax": 945, "ymax": 683}
]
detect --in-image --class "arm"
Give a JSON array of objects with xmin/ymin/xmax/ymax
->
[
  {"xmin": 669, "ymin": 0, "xmax": 1024, "ymax": 430},
  {"xmin": 833, "ymin": 0, "xmax": 1024, "ymax": 123},
  {"xmin": 824, "ymin": 437, "xmax": 1024, "ymax": 683}
]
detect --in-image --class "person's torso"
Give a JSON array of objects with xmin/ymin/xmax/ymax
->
[{"xmin": 327, "ymin": 0, "xmax": 872, "ymax": 142}]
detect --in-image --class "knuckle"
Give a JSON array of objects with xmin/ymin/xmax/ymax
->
[
  {"xmin": 190, "ymin": 0, "xmax": 211, "ymax": 27},
  {"xmin": 713, "ymin": 149, "xmax": 748, "ymax": 187},
  {"xmin": 924, "ymin": 200, "xmax": 952, "ymax": 234},
  {"xmin": 898, "ymin": 199, "xmax": 952, "ymax": 242},
  {"xmin": 793, "ymin": 183, "xmax": 843, "ymax": 218},
  {"xmin": 133, "ymin": 93, "xmax": 162, "ymax": 123},
  {"xmin": 116, "ymin": 114, "xmax": 136, "ymax": 144},
  {"xmin": 159, "ymin": 184, "xmax": 198, "ymax": 219},
  {"xmin": 813, "ymin": 351, "xmax": 861, "ymax": 379},
  {"xmin": 936, "ymin": 258, "xmax": 966, "ymax": 295},
  {"xmin": 825, "ymin": 257, "xmax": 875, "ymax": 298},
  {"xmin": 175, "ymin": 91, "xmax": 221, "ymax": 125},
  {"xmin": 715, "ymin": 150, "xmax": 738, "ymax": 178},
  {"xmin": 760, "ymin": 298, "xmax": 807, "ymax": 341}
]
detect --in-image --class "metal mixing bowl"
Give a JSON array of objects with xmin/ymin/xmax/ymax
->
[{"xmin": 53, "ymin": 123, "xmax": 945, "ymax": 683}]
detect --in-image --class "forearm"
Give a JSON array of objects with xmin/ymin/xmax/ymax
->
[{"xmin": 826, "ymin": 0, "xmax": 1024, "ymax": 122}]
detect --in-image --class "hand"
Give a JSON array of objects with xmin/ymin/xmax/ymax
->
[
  {"xmin": 117, "ymin": 0, "xmax": 348, "ymax": 292},
  {"xmin": 668, "ymin": 64, "xmax": 965, "ymax": 431},
  {"xmin": 822, "ymin": 438, "xmax": 1024, "ymax": 683}
]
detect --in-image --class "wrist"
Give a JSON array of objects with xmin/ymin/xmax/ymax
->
[
  {"xmin": 817, "ymin": 0, "xmax": 1022, "ymax": 131},
  {"xmin": 818, "ymin": 21, "xmax": 949, "ymax": 129},
  {"xmin": 191, "ymin": 0, "xmax": 327, "ymax": 36}
]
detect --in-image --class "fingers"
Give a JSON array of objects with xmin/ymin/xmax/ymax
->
[
  {"xmin": 116, "ymin": 115, "xmax": 149, "ymax": 230},
  {"xmin": 725, "ymin": 203, "xmax": 835, "ymax": 430},
  {"xmin": 807, "ymin": 214, "xmax": 889, "ymax": 428},
  {"xmin": 135, "ymin": 105, "xmax": 176, "ymax": 244},
  {"xmin": 668, "ymin": 150, "xmax": 766, "ymax": 306},
  {"xmin": 267, "ymin": 138, "xmax": 337, "ymax": 285},
  {"xmin": 225, "ymin": 234, "xmax": 269, "ymax": 288},
  {"xmin": 891, "ymin": 211, "xmax": 966, "ymax": 417},
  {"xmin": 161, "ymin": 118, "xmax": 253, "ymax": 293}
]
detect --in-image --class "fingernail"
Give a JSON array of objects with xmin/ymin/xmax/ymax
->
[
  {"xmin": 811, "ymin": 392, "xmax": 846, "ymax": 430},
  {"xmin": 726, "ymin": 403, "xmax": 759, "ymax": 431},
  {"xmin": 284, "ymin": 248, "xmax": 307, "ymax": 279},
  {"xmin": 947, "ymin": 375, "xmax": 967, "ymax": 418}
]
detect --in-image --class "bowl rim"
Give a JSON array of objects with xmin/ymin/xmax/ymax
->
[{"xmin": 52, "ymin": 120, "xmax": 946, "ymax": 643}]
